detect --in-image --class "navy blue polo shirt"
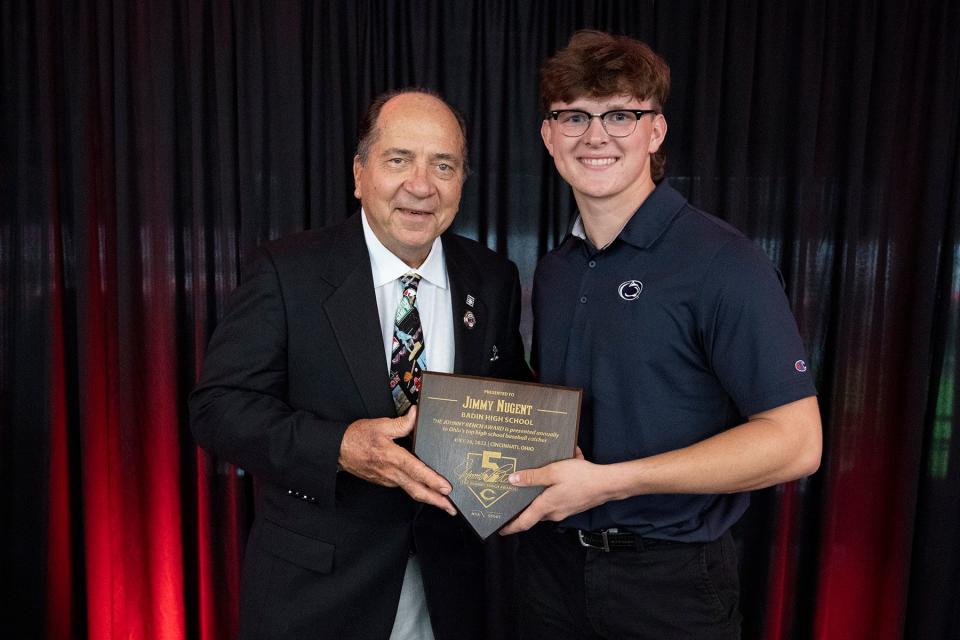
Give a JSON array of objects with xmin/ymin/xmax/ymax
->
[{"xmin": 532, "ymin": 182, "xmax": 816, "ymax": 542}]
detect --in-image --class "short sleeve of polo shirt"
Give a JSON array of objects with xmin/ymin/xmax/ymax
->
[{"xmin": 698, "ymin": 237, "xmax": 816, "ymax": 416}]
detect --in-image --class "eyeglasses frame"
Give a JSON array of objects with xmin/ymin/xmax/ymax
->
[{"xmin": 546, "ymin": 109, "xmax": 660, "ymax": 138}]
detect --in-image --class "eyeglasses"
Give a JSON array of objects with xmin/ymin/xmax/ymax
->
[{"xmin": 547, "ymin": 109, "xmax": 659, "ymax": 138}]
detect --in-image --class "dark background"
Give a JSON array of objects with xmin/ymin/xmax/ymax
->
[{"xmin": 2, "ymin": 1, "xmax": 958, "ymax": 638}]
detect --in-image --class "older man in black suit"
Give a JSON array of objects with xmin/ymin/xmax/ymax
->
[{"xmin": 190, "ymin": 89, "xmax": 528, "ymax": 640}]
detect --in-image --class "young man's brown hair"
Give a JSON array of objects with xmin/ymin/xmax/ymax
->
[{"xmin": 539, "ymin": 30, "xmax": 671, "ymax": 181}]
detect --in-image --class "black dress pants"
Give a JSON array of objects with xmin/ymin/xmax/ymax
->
[{"xmin": 515, "ymin": 523, "xmax": 742, "ymax": 640}]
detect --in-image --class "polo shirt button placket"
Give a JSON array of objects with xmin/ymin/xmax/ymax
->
[{"xmin": 580, "ymin": 256, "xmax": 597, "ymax": 304}]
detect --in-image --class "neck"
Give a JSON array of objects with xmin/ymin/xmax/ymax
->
[
  {"xmin": 575, "ymin": 179, "xmax": 656, "ymax": 248},
  {"xmin": 399, "ymin": 252, "xmax": 427, "ymax": 269}
]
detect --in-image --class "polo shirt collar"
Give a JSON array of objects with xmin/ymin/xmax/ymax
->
[
  {"xmin": 361, "ymin": 209, "xmax": 448, "ymax": 289},
  {"xmin": 569, "ymin": 181, "xmax": 688, "ymax": 250}
]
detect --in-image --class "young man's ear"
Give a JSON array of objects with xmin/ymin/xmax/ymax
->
[
  {"xmin": 540, "ymin": 119, "xmax": 556, "ymax": 158},
  {"xmin": 648, "ymin": 113, "xmax": 668, "ymax": 154}
]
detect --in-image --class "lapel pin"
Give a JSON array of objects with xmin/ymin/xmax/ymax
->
[
  {"xmin": 490, "ymin": 345, "xmax": 499, "ymax": 362},
  {"xmin": 463, "ymin": 310, "xmax": 476, "ymax": 329},
  {"xmin": 466, "ymin": 294, "xmax": 475, "ymax": 307}
]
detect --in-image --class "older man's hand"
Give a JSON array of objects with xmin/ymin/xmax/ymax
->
[{"xmin": 339, "ymin": 406, "xmax": 457, "ymax": 515}]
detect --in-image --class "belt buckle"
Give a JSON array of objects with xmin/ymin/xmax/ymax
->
[{"xmin": 577, "ymin": 528, "xmax": 611, "ymax": 552}]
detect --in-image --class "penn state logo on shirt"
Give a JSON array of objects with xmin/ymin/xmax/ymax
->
[{"xmin": 618, "ymin": 279, "xmax": 643, "ymax": 301}]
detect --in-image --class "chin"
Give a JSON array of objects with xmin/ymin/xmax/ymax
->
[
  {"xmin": 572, "ymin": 182, "xmax": 620, "ymax": 199},
  {"xmin": 398, "ymin": 232, "xmax": 436, "ymax": 252}
]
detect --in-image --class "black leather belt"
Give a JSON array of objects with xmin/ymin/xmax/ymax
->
[{"xmin": 570, "ymin": 528, "xmax": 683, "ymax": 552}]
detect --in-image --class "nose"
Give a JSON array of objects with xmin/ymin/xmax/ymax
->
[
  {"xmin": 403, "ymin": 164, "xmax": 436, "ymax": 199},
  {"xmin": 583, "ymin": 115, "xmax": 609, "ymax": 145}
]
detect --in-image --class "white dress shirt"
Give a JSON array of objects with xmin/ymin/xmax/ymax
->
[
  {"xmin": 361, "ymin": 210, "xmax": 447, "ymax": 640},
  {"xmin": 362, "ymin": 211, "xmax": 455, "ymax": 376}
]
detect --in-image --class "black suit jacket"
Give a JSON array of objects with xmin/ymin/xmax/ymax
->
[{"xmin": 190, "ymin": 213, "xmax": 529, "ymax": 640}]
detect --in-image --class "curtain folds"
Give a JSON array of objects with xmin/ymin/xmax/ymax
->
[{"xmin": 2, "ymin": 1, "xmax": 958, "ymax": 638}]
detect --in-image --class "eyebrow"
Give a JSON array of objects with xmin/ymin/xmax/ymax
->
[
  {"xmin": 380, "ymin": 148, "xmax": 461, "ymax": 163},
  {"xmin": 565, "ymin": 102, "xmax": 640, "ymax": 111},
  {"xmin": 381, "ymin": 147, "xmax": 415, "ymax": 158}
]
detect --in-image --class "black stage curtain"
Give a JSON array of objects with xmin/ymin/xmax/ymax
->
[{"xmin": 2, "ymin": 1, "xmax": 959, "ymax": 638}]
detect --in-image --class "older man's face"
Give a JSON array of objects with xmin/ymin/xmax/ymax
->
[{"xmin": 353, "ymin": 93, "xmax": 466, "ymax": 268}]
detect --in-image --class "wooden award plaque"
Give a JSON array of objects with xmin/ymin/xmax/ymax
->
[{"xmin": 413, "ymin": 372, "xmax": 581, "ymax": 539}]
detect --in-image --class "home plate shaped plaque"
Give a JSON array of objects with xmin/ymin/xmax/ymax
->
[{"xmin": 414, "ymin": 372, "xmax": 581, "ymax": 539}]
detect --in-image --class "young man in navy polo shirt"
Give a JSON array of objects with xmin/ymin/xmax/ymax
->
[{"xmin": 499, "ymin": 30, "xmax": 822, "ymax": 639}]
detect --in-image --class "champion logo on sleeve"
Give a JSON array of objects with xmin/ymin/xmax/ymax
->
[{"xmin": 795, "ymin": 360, "xmax": 807, "ymax": 373}]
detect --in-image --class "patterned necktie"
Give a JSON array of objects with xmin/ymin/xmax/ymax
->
[{"xmin": 390, "ymin": 273, "xmax": 426, "ymax": 415}]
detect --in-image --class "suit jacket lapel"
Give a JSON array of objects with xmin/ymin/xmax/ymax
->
[
  {"xmin": 443, "ymin": 236, "xmax": 488, "ymax": 375},
  {"xmin": 322, "ymin": 214, "xmax": 395, "ymax": 418}
]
